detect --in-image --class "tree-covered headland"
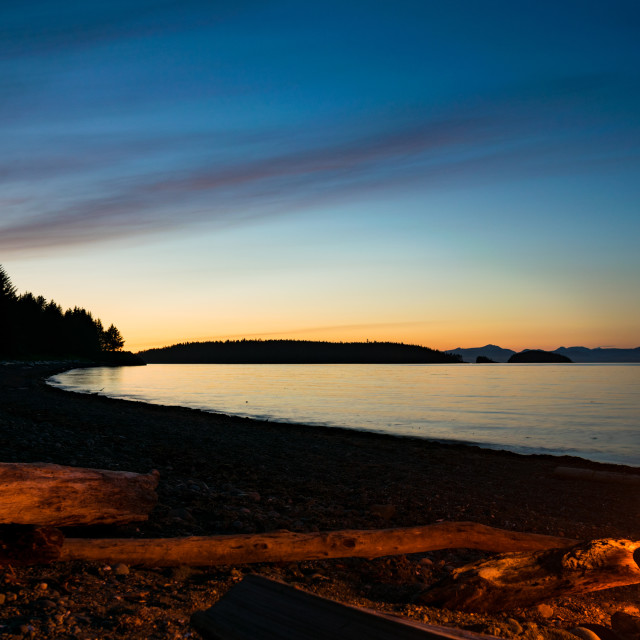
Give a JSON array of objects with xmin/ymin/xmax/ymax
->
[
  {"xmin": 0, "ymin": 265, "xmax": 130, "ymax": 361},
  {"xmin": 139, "ymin": 339, "xmax": 463, "ymax": 364}
]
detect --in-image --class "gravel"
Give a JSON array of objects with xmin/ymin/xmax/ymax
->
[{"xmin": 0, "ymin": 362, "xmax": 639, "ymax": 639}]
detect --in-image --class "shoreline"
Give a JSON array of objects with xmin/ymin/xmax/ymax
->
[
  {"xmin": 46, "ymin": 362, "xmax": 640, "ymax": 470},
  {"xmin": 1, "ymin": 362, "xmax": 639, "ymax": 639}
]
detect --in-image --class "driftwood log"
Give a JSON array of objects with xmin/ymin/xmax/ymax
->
[
  {"xmin": 0, "ymin": 525, "xmax": 64, "ymax": 566},
  {"xmin": 0, "ymin": 463, "xmax": 159, "ymax": 526},
  {"xmin": 418, "ymin": 538, "xmax": 640, "ymax": 612},
  {"xmin": 554, "ymin": 466, "xmax": 640, "ymax": 486},
  {"xmin": 59, "ymin": 522, "xmax": 574, "ymax": 567}
]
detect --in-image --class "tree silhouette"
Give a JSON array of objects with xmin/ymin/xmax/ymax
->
[
  {"xmin": 102, "ymin": 324, "xmax": 125, "ymax": 351},
  {"xmin": 139, "ymin": 339, "xmax": 463, "ymax": 364},
  {"xmin": 0, "ymin": 266, "xmax": 17, "ymax": 301},
  {"xmin": 63, "ymin": 307, "xmax": 102, "ymax": 356},
  {"xmin": 0, "ymin": 266, "xmax": 18, "ymax": 356},
  {"xmin": 0, "ymin": 264, "xmax": 126, "ymax": 359}
]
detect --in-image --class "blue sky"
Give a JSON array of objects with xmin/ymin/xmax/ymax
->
[{"xmin": 2, "ymin": 1, "xmax": 639, "ymax": 351}]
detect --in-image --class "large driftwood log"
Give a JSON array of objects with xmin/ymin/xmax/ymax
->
[
  {"xmin": 0, "ymin": 525, "xmax": 64, "ymax": 566},
  {"xmin": 418, "ymin": 538, "xmax": 640, "ymax": 612},
  {"xmin": 0, "ymin": 463, "xmax": 159, "ymax": 526},
  {"xmin": 59, "ymin": 522, "xmax": 574, "ymax": 566},
  {"xmin": 554, "ymin": 466, "xmax": 640, "ymax": 486}
]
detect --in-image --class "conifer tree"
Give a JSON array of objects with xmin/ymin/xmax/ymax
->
[
  {"xmin": 0, "ymin": 265, "xmax": 17, "ymax": 301},
  {"xmin": 102, "ymin": 324, "xmax": 125, "ymax": 351},
  {"xmin": 0, "ymin": 266, "xmax": 18, "ymax": 356}
]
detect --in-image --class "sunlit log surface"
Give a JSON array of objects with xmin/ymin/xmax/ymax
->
[
  {"xmin": 59, "ymin": 522, "xmax": 574, "ymax": 566},
  {"xmin": 418, "ymin": 538, "xmax": 640, "ymax": 612},
  {"xmin": 0, "ymin": 463, "xmax": 159, "ymax": 526}
]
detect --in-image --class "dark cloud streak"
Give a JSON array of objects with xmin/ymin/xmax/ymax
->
[
  {"xmin": 1, "ymin": 74, "xmax": 637, "ymax": 255},
  {"xmin": 0, "ymin": 1, "xmax": 246, "ymax": 60}
]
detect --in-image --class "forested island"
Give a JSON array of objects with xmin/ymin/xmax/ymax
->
[
  {"xmin": 0, "ymin": 265, "xmax": 140, "ymax": 363},
  {"xmin": 508, "ymin": 349, "xmax": 572, "ymax": 363},
  {"xmin": 138, "ymin": 339, "xmax": 463, "ymax": 364}
]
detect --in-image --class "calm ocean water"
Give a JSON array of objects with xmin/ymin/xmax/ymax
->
[{"xmin": 48, "ymin": 363, "xmax": 640, "ymax": 467}]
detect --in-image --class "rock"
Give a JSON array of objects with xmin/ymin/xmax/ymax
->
[
  {"xmin": 168, "ymin": 507, "xmax": 194, "ymax": 522},
  {"xmin": 577, "ymin": 624, "xmax": 621, "ymax": 640},
  {"xmin": 544, "ymin": 630, "xmax": 584, "ymax": 640},
  {"xmin": 571, "ymin": 628, "xmax": 603, "ymax": 640},
  {"xmin": 506, "ymin": 618, "xmax": 523, "ymax": 634},
  {"xmin": 0, "ymin": 593, "xmax": 4, "ymax": 605},
  {"xmin": 612, "ymin": 611, "xmax": 640, "ymax": 640},
  {"xmin": 369, "ymin": 504, "xmax": 396, "ymax": 520},
  {"xmin": 537, "ymin": 603, "xmax": 554, "ymax": 618},
  {"xmin": 37, "ymin": 598, "xmax": 57, "ymax": 610},
  {"xmin": 113, "ymin": 563, "xmax": 130, "ymax": 576}
]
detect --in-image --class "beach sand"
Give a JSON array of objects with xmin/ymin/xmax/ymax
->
[{"xmin": 0, "ymin": 363, "xmax": 639, "ymax": 639}]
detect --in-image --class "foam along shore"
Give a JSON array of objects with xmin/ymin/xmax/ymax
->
[{"xmin": 1, "ymin": 362, "xmax": 639, "ymax": 639}]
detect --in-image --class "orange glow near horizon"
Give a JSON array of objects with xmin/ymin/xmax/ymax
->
[{"xmin": 124, "ymin": 321, "xmax": 640, "ymax": 354}]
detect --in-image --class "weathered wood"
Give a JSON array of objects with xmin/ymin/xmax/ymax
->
[
  {"xmin": 418, "ymin": 538, "xmax": 640, "ymax": 612},
  {"xmin": 59, "ymin": 521, "xmax": 574, "ymax": 566},
  {"xmin": 0, "ymin": 463, "xmax": 159, "ymax": 526},
  {"xmin": 554, "ymin": 466, "xmax": 640, "ymax": 486},
  {"xmin": 191, "ymin": 574, "xmax": 499, "ymax": 640},
  {"xmin": 0, "ymin": 525, "xmax": 64, "ymax": 566}
]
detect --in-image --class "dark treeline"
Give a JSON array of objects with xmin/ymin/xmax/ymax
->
[
  {"xmin": 139, "ymin": 339, "xmax": 463, "ymax": 364},
  {"xmin": 0, "ymin": 265, "xmax": 125, "ymax": 360}
]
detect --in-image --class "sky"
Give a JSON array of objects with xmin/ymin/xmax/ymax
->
[{"xmin": 1, "ymin": 0, "xmax": 639, "ymax": 353}]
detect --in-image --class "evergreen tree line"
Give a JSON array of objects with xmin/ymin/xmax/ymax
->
[
  {"xmin": 140, "ymin": 338, "xmax": 463, "ymax": 364},
  {"xmin": 0, "ymin": 265, "xmax": 124, "ymax": 359}
]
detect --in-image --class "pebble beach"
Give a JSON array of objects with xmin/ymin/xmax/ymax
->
[{"xmin": 1, "ymin": 362, "xmax": 639, "ymax": 639}]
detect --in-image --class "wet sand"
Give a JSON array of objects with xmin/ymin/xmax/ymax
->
[{"xmin": 1, "ymin": 362, "xmax": 639, "ymax": 639}]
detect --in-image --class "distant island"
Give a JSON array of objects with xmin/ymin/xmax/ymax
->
[
  {"xmin": 508, "ymin": 349, "xmax": 572, "ymax": 363},
  {"xmin": 447, "ymin": 344, "xmax": 640, "ymax": 363},
  {"xmin": 138, "ymin": 339, "xmax": 463, "ymax": 364}
]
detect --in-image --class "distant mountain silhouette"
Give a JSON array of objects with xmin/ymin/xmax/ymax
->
[
  {"xmin": 508, "ymin": 349, "xmax": 572, "ymax": 363},
  {"xmin": 448, "ymin": 344, "xmax": 640, "ymax": 363},
  {"xmin": 138, "ymin": 339, "xmax": 463, "ymax": 364},
  {"xmin": 446, "ymin": 344, "xmax": 515, "ymax": 363},
  {"xmin": 553, "ymin": 346, "xmax": 640, "ymax": 363}
]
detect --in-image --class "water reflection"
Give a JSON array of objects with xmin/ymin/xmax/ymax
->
[{"xmin": 48, "ymin": 364, "xmax": 640, "ymax": 467}]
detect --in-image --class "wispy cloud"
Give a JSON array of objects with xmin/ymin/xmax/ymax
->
[
  {"xmin": 1, "ymin": 74, "xmax": 636, "ymax": 255},
  {"xmin": 0, "ymin": 1, "xmax": 242, "ymax": 60}
]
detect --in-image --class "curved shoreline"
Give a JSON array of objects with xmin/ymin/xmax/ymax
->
[
  {"xmin": 1, "ymin": 362, "xmax": 640, "ymax": 638},
  {"xmin": 46, "ymin": 362, "xmax": 640, "ymax": 468}
]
